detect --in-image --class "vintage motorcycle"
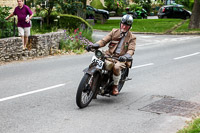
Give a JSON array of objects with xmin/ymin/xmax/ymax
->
[{"xmin": 76, "ymin": 48, "xmax": 133, "ymax": 108}]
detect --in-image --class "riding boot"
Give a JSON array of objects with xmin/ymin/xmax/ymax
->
[
  {"xmin": 112, "ymin": 74, "xmax": 121, "ymax": 95},
  {"xmin": 112, "ymin": 85, "xmax": 119, "ymax": 95}
]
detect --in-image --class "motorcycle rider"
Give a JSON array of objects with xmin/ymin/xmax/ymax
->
[{"xmin": 87, "ymin": 14, "xmax": 136, "ymax": 95}]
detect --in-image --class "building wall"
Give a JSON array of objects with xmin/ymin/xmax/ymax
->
[{"xmin": 0, "ymin": 0, "xmax": 17, "ymax": 12}]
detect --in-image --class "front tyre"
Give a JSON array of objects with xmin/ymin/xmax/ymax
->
[
  {"xmin": 76, "ymin": 73, "xmax": 100, "ymax": 108},
  {"xmin": 118, "ymin": 68, "xmax": 129, "ymax": 92}
]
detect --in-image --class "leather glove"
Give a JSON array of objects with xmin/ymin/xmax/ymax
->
[
  {"xmin": 92, "ymin": 43, "xmax": 100, "ymax": 49},
  {"xmin": 118, "ymin": 55, "xmax": 127, "ymax": 62},
  {"xmin": 119, "ymin": 53, "xmax": 132, "ymax": 62},
  {"xmin": 86, "ymin": 43, "xmax": 100, "ymax": 52},
  {"xmin": 85, "ymin": 45, "xmax": 92, "ymax": 52}
]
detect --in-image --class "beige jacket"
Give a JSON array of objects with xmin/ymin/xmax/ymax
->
[{"xmin": 96, "ymin": 29, "xmax": 136, "ymax": 56}]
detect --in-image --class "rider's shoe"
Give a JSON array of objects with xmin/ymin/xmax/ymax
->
[{"xmin": 112, "ymin": 85, "xmax": 119, "ymax": 95}]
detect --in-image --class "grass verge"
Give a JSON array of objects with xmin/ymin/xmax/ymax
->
[
  {"xmin": 177, "ymin": 117, "xmax": 200, "ymax": 133},
  {"xmin": 173, "ymin": 19, "xmax": 200, "ymax": 34},
  {"xmin": 93, "ymin": 19, "xmax": 200, "ymax": 34}
]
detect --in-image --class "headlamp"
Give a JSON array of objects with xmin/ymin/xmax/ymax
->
[{"xmin": 95, "ymin": 50, "xmax": 103, "ymax": 59}]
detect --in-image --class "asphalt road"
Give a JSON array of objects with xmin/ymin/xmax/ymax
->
[{"xmin": 0, "ymin": 32, "xmax": 200, "ymax": 133}]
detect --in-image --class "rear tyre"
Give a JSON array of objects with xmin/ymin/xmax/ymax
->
[{"xmin": 76, "ymin": 73, "xmax": 100, "ymax": 108}]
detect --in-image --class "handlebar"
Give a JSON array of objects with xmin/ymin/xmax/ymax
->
[
  {"xmin": 105, "ymin": 55, "xmax": 133, "ymax": 62},
  {"xmin": 87, "ymin": 47, "xmax": 133, "ymax": 62}
]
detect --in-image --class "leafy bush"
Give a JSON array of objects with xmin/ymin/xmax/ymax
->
[
  {"xmin": 30, "ymin": 23, "xmax": 58, "ymax": 35},
  {"xmin": 86, "ymin": 9, "xmax": 95, "ymax": 19},
  {"xmin": 57, "ymin": 0, "xmax": 83, "ymax": 15},
  {"xmin": 31, "ymin": 14, "xmax": 93, "ymax": 36},
  {"xmin": 0, "ymin": 6, "xmax": 17, "ymax": 38},
  {"xmin": 59, "ymin": 28, "xmax": 93, "ymax": 54},
  {"xmin": 129, "ymin": 3, "xmax": 143, "ymax": 11},
  {"xmin": 141, "ymin": 2, "xmax": 151, "ymax": 14},
  {"xmin": 90, "ymin": 0, "xmax": 105, "ymax": 9},
  {"xmin": 58, "ymin": 14, "xmax": 93, "ymax": 32},
  {"xmin": 105, "ymin": 0, "xmax": 126, "ymax": 16}
]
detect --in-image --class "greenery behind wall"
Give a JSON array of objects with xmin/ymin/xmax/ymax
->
[
  {"xmin": 175, "ymin": 0, "xmax": 194, "ymax": 11},
  {"xmin": 0, "ymin": 6, "xmax": 18, "ymax": 39}
]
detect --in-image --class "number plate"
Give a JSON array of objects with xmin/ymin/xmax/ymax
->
[{"xmin": 91, "ymin": 56, "xmax": 104, "ymax": 69}]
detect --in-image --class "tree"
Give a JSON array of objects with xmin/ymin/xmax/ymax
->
[
  {"xmin": 57, "ymin": 0, "xmax": 85, "ymax": 18},
  {"xmin": 81, "ymin": 0, "xmax": 86, "ymax": 9},
  {"xmin": 188, "ymin": 0, "xmax": 200, "ymax": 29},
  {"xmin": 36, "ymin": 0, "xmax": 62, "ymax": 26},
  {"xmin": 80, "ymin": 0, "xmax": 86, "ymax": 19}
]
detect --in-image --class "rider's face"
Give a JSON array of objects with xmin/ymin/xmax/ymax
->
[{"xmin": 120, "ymin": 23, "xmax": 130, "ymax": 32}]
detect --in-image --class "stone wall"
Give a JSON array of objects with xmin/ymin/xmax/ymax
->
[{"xmin": 0, "ymin": 31, "xmax": 65, "ymax": 62}]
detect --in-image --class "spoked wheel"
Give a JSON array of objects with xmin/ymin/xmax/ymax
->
[
  {"xmin": 118, "ymin": 68, "xmax": 129, "ymax": 92},
  {"xmin": 76, "ymin": 73, "xmax": 100, "ymax": 108}
]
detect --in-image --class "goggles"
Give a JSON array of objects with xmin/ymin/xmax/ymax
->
[
  {"xmin": 121, "ymin": 15, "xmax": 133, "ymax": 26},
  {"xmin": 121, "ymin": 18, "xmax": 132, "ymax": 25}
]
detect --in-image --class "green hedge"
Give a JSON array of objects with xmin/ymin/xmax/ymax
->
[
  {"xmin": 90, "ymin": 0, "xmax": 105, "ymax": 9},
  {"xmin": 58, "ymin": 14, "xmax": 93, "ymax": 32}
]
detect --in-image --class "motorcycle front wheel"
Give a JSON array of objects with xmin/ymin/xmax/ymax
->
[
  {"xmin": 118, "ymin": 68, "xmax": 129, "ymax": 92},
  {"xmin": 76, "ymin": 73, "xmax": 100, "ymax": 108}
]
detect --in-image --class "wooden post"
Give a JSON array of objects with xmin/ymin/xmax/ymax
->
[{"xmin": 13, "ymin": 17, "xmax": 16, "ymax": 37}]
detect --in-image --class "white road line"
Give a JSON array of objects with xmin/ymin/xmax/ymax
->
[
  {"xmin": 174, "ymin": 52, "xmax": 200, "ymax": 60},
  {"xmin": 0, "ymin": 83, "xmax": 66, "ymax": 102},
  {"xmin": 131, "ymin": 63, "xmax": 154, "ymax": 69}
]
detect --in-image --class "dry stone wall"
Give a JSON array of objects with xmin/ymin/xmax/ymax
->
[{"xmin": 0, "ymin": 31, "xmax": 65, "ymax": 62}]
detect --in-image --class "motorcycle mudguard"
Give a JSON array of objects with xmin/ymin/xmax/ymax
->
[{"xmin": 83, "ymin": 66, "xmax": 99, "ymax": 76}]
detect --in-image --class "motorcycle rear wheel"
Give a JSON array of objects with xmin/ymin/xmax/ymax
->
[{"xmin": 76, "ymin": 73, "xmax": 100, "ymax": 108}]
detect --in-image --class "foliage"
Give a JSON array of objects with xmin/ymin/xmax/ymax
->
[
  {"xmin": 140, "ymin": 1, "xmax": 152, "ymax": 14},
  {"xmin": 58, "ymin": 14, "xmax": 92, "ymax": 31},
  {"xmin": 34, "ymin": 0, "xmax": 86, "ymax": 21},
  {"xmin": 151, "ymin": 0, "xmax": 164, "ymax": 15},
  {"xmin": 26, "ymin": 0, "xmax": 35, "ymax": 7},
  {"xmin": 177, "ymin": 117, "xmax": 200, "ymax": 133},
  {"xmin": 57, "ymin": 0, "xmax": 83, "ymax": 15},
  {"xmin": 30, "ymin": 23, "xmax": 58, "ymax": 35},
  {"xmin": 130, "ymin": 0, "xmax": 152, "ymax": 14},
  {"xmin": 86, "ymin": 9, "xmax": 95, "ymax": 19},
  {"xmin": 105, "ymin": 0, "xmax": 127, "ymax": 15},
  {"xmin": 90, "ymin": 0, "xmax": 105, "ymax": 9},
  {"xmin": 59, "ymin": 28, "xmax": 93, "ymax": 54},
  {"xmin": 34, "ymin": 0, "xmax": 60, "ymax": 25},
  {"xmin": 129, "ymin": 3, "xmax": 143, "ymax": 11},
  {"xmin": 31, "ymin": 14, "xmax": 92, "ymax": 35},
  {"xmin": 0, "ymin": 6, "xmax": 16, "ymax": 38},
  {"xmin": 175, "ymin": 0, "xmax": 194, "ymax": 11}
]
